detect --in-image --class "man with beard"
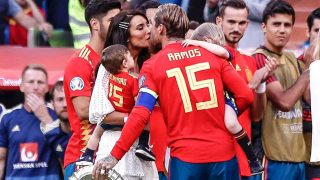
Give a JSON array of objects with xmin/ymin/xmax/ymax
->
[
  {"xmin": 63, "ymin": 0, "xmax": 121, "ymax": 179},
  {"xmin": 252, "ymin": 1, "xmax": 310, "ymax": 179},
  {"xmin": 51, "ymin": 80, "xmax": 70, "ymax": 133},
  {"xmin": 216, "ymin": 0, "xmax": 271, "ymax": 178},
  {"xmin": 40, "ymin": 80, "xmax": 71, "ymax": 171}
]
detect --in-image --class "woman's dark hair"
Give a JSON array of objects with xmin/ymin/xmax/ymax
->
[{"xmin": 105, "ymin": 10, "xmax": 150, "ymax": 69}]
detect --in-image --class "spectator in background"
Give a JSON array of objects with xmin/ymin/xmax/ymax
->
[
  {"xmin": 203, "ymin": 0, "xmax": 220, "ymax": 22},
  {"xmin": 137, "ymin": 0, "xmax": 161, "ymax": 23},
  {"xmin": 185, "ymin": 20, "xmax": 200, "ymax": 39},
  {"xmin": 40, "ymin": 79, "xmax": 71, "ymax": 173},
  {"xmin": 304, "ymin": 8, "xmax": 320, "ymax": 51},
  {"xmin": 68, "ymin": 0, "xmax": 91, "ymax": 49},
  {"xmin": 63, "ymin": 0, "xmax": 121, "ymax": 179},
  {"xmin": 0, "ymin": 0, "xmax": 52, "ymax": 44},
  {"xmin": 45, "ymin": 0, "xmax": 70, "ymax": 31},
  {"xmin": 9, "ymin": 0, "xmax": 51, "ymax": 46},
  {"xmin": 51, "ymin": 80, "xmax": 70, "ymax": 133},
  {"xmin": 238, "ymin": 0, "xmax": 270, "ymax": 50},
  {"xmin": 252, "ymin": 1, "xmax": 310, "ymax": 179},
  {"xmin": 181, "ymin": 0, "xmax": 206, "ymax": 23},
  {"xmin": 0, "ymin": 64, "xmax": 62, "ymax": 179}
]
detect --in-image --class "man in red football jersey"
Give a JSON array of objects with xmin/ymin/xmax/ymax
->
[{"xmin": 63, "ymin": 0, "xmax": 121, "ymax": 179}]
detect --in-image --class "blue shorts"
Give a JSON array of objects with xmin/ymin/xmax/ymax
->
[
  {"xmin": 169, "ymin": 157, "xmax": 240, "ymax": 180},
  {"xmin": 159, "ymin": 171, "xmax": 168, "ymax": 180},
  {"xmin": 64, "ymin": 162, "xmax": 76, "ymax": 180},
  {"xmin": 264, "ymin": 159, "xmax": 305, "ymax": 180},
  {"xmin": 242, "ymin": 174, "xmax": 263, "ymax": 180}
]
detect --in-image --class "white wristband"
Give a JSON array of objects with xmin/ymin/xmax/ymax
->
[
  {"xmin": 255, "ymin": 82, "xmax": 266, "ymax": 94},
  {"xmin": 124, "ymin": 116, "xmax": 128, "ymax": 123}
]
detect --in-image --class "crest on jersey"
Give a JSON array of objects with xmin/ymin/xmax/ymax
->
[
  {"xmin": 70, "ymin": 77, "xmax": 84, "ymax": 91},
  {"xmin": 20, "ymin": 143, "xmax": 38, "ymax": 162},
  {"xmin": 138, "ymin": 75, "xmax": 146, "ymax": 88}
]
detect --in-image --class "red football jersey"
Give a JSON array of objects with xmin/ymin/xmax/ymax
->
[
  {"xmin": 111, "ymin": 43, "xmax": 253, "ymax": 163},
  {"xmin": 108, "ymin": 72, "xmax": 138, "ymax": 113},
  {"xmin": 63, "ymin": 45, "xmax": 100, "ymax": 167},
  {"xmin": 9, "ymin": 8, "xmax": 45, "ymax": 46}
]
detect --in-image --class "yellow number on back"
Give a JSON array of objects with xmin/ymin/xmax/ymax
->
[
  {"xmin": 109, "ymin": 83, "xmax": 124, "ymax": 107},
  {"xmin": 166, "ymin": 62, "xmax": 218, "ymax": 113}
]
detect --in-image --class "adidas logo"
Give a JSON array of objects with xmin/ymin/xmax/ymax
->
[
  {"xmin": 56, "ymin": 145, "xmax": 63, "ymax": 152},
  {"xmin": 12, "ymin": 125, "xmax": 20, "ymax": 132}
]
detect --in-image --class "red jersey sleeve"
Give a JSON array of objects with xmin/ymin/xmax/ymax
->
[
  {"xmin": 65, "ymin": 57, "xmax": 93, "ymax": 98},
  {"xmin": 220, "ymin": 60, "xmax": 254, "ymax": 114},
  {"xmin": 252, "ymin": 53, "xmax": 277, "ymax": 84},
  {"xmin": 132, "ymin": 76, "xmax": 139, "ymax": 97}
]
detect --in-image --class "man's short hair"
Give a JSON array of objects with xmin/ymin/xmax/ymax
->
[
  {"xmin": 21, "ymin": 64, "xmax": 48, "ymax": 81},
  {"xmin": 219, "ymin": 0, "xmax": 249, "ymax": 18},
  {"xmin": 84, "ymin": 0, "xmax": 121, "ymax": 30},
  {"xmin": 50, "ymin": 80, "xmax": 63, "ymax": 100},
  {"xmin": 154, "ymin": 4, "xmax": 189, "ymax": 39},
  {"xmin": 101, "ymin": 44, "xmax": 129, "ymax": 74},
  {"xmin": 262, "ymin": 0, "xmax": 295, "ymax": 24},
  {"xmin": 307, "ymin": 8, "xmax": 320, "ymax": 31},
  {"xmin": 137, "ymin": 0, "xmax": 161, "ymax": 13}
]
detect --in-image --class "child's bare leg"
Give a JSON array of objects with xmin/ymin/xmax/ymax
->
[
  {"xmin": 225, "ymin": 105, "xmax": 242, "ymax": 134},
  {"xmin": 80, "ymin": 125, "xmax": 104, "ymax": 162}
]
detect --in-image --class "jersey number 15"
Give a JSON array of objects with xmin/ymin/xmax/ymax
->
[
  {"xmin": 109, "ymin": 84, "xmax": 123, "ymax": 108},
  {"xmin": 166, "ymin": 62, "xmax": 218, "ymax": 113}
]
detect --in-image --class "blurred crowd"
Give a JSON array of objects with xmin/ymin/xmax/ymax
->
[{"xmin": 0, "ymin": 0, "xmax": 300, "ymax": 49}]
